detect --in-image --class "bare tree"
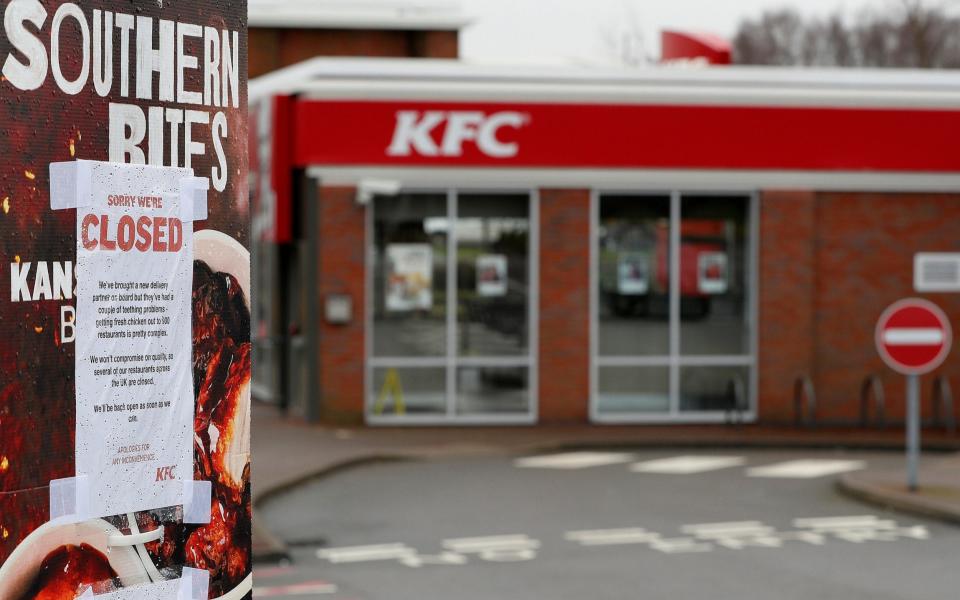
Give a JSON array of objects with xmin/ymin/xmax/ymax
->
[
  {"xmin": 733, "ymin": 1, "xmax": 960, "ymax": 68},
  {"xmin": 598, "ymin": 1, "xmax": 652, "ymax": 67}
]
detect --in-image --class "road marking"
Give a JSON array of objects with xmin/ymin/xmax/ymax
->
[
  {"xmin": 793, "ymin": 515, "xmax": 929, "ymax": 543},
  {"xmin": 631, "ymin": 455, "xmax": 746, "ymax": 474},
  {"xmin": 514, "ymin": 452, "xmax": 635, "ymax": 470},
  {"xmin": 315, "ymin": 516, "xmax": 931, "ymax": 570},
  {"xmin": 746, "ymin": 459, "xmax": 866, "ymax": 479},
  {"xmin": 681, "ymin": 521, "xmax": 784, "ymax": 549},
  {"xmin": 681, "ymin": 521, "xmax": 773, "ymax": 536},
  {"xmin": 443, "ymin": 535, "xmax": 541, "ymax": 562},
  {"xmin": 253, "ymin": 565, "xmax": 297, "ymax": 578},
  {"xmin": 253, "ymin": 580, "xmax": 338, "ymax": 597},
  {"xmin": 565, "ymin": 528, "xmax": 660, "ymax": 546},
  {"xmin": 317, "ymin": 543, "xmax": 415, "ymax": 563},
  {"xmin": 793, "ymin": 515, "xmax": 891, "ymax": 529}
]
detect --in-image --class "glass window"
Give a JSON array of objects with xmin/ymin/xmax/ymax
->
[
  {"xmin": 680, "ymin": 196, "xmax": 751, "ymax": 356},
  {"xmin": 372, "ymin": 194, "xmax": 448, "ymax": 358},
  {"xmin": 679, "ymin": 366, "xmax": 750, "ymax": 413},
  {"xmin": 456, "ymin": 194, "xmax": 530, "ymax": 357},
  {"xmin": 598, "ymin": 195, "xmax": 671, "ymax": 357},
  {"xmin": 594, "ymin": 193, "xmax": 755, "ymax": 421},
  {"xmin": 597, "ymin": 367, "xmax": 670, "ymax": 415},
  {"xmin": 457, "ymin": 367, "xmax": 529, "ymax": 415},
  {"xmin": 370, "ymin": 367, "xmax": 446, "ymax": 416}
]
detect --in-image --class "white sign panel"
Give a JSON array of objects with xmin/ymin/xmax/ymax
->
[
  {"xmin": 477, "ymin": 254, "xmax": 508, "ymax": 297},
  {"xmin": 697, "ymin": 252, "xmax": 729, "ymax": 295},
  {"xmin": 617, "ymin": 253, "xmax": 649, "ymax": 295},
  {"xmin": 914, "ymin": 253, "xmax": 960, "ymax": 292},
  {"xmin": 57, "ymin": 161, "xmax": 196, "ymax": 517},
  {"xmin": 386, "ymin": 244, "xmax": 433, "ymax": 312}
]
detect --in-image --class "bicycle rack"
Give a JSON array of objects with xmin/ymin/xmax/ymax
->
[
  {"xmin": 793, "ymin": 375, "xmax": 816, "ymax": 428},
  {"xmin": 931, "ymin": 376, "xmax": 956, "ymax": 434},
  {"xmin": 860, "ymin": 374, "xmax": 886, "ymax": 429},
  {"xmin": 725, "ymin": 376, "xmax": 748, "ymax": 425}
]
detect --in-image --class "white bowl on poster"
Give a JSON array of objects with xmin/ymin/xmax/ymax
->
[
  {"xmin": 0, "ymin": 519, "xmax": 150, "ymax": 598},
  {"xmin": 193, "ymin": 230, "xmax": 253, "ymax": 600},
  {"xmin": 194, "ymin": 229, "xmax": 251, "ymax": 491},
  {"xmin": 194, "ymin": 229, "xmax": 250, "ymax": 300}
]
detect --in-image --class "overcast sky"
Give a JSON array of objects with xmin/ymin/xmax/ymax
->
[{"xmin": 456, "ymin": 0, "xmax": 903, "ymax": 65}]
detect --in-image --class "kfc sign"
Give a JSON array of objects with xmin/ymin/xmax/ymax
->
[{"xmin": 387, "ymin": 110, "xmax": 528, "ymax": 158}]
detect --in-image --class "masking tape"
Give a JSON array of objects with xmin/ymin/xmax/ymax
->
[{"xmin": 182, "ymin": 479, "xmax": 212, "ymax": 525}]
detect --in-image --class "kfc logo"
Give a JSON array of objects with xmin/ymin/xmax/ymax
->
[
  {"xmin": 156, "ymin": 466, "xmax": 178, "ymax": 482},
  {"xmin": 387, "ymin": 110, "xmax": 527, "ymax": 158}
]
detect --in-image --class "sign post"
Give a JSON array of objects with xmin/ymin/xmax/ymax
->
[{"xmin": 875, "ymin": 298, "xmax": 952, "ymax": 492}]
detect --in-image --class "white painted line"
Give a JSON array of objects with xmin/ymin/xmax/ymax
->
[
  {"xmin": 747, "ymin": 459, "xmax": 866, "ymax": 479},
  {"xmin": 317, "ymin": 543, "xmax": 414, "ymax": 563},
  {"xmin": 792, "ymin": 515, "xmax": 885, "ymax": 528},
  {"xmin": 681, "ymin": 521, "xmax": 772, "ymax": 536},
  {"xmin": 649, "ymin": 538, "xmax": 714, "ymax": 554},
  {"xmin": 882, "ymin": 328, "xmax": 944, "ymax": 345},
  {"xmin": 442, "ymin": 535, "xmax": 540, "ymax": 551},
  {"xmin": 253, "ymin": 581, "xmax": 338, "ymax": 597},
  {"xmin": 514, "ymin": 452, "xmax": 635, "ymax": 470},
  {"xmin": 631, "ymin": 455, "xmax": 746, "ymax": 474},
  {"xmin": 565, "ymin": 528, "xmax": 659, "ymax": 546}
]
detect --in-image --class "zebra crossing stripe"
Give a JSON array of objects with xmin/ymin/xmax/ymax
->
[
  {"xmin": 631, "ymin": 456, "xmax": 746, "ymax": 474},
  {"xmin": 514, "ymin": 452, "xmax": 635, "ymax": 470},
  {"xmin": 747, "ymin": 459, "xmax": 866, "ymax": 479}
]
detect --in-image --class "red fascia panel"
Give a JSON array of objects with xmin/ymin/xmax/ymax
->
[
  {"xmin": 291, "ymin": 99, "xmax": 960, "ymax": 173},
  {"xmin": 271, "ymin": 94, "xmax": 295, "ymax": 244}
]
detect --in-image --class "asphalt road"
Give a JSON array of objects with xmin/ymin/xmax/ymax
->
[{"xmin": 256, "ymin": 449, "xmax": 960, "ymax": 600}]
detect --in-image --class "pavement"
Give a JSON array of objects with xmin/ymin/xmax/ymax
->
[
  {"xmin": 250, "ymin": 402, "xmax": 960, "ymax": 562},
  {"xmin": 837, "ymin": 454, "xmax": 960, "ymax": 526}
]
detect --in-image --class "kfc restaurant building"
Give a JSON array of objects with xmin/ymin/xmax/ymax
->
[{"xmin": 250, "ymin": 59, "xmax": 960, "ymax": 428}]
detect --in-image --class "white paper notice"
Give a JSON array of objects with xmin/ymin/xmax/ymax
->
[
  {"xmin": 67, "ymin": 161, "xmax": 195, "ymax": 517},
  {"xmin": 477, "ymin": 254, "xmax": 508, "ymax": 297}
]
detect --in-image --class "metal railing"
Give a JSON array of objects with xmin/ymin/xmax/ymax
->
[
  {"xmin": 725, "ymin": 376, "xmax": 748, "ymax": 425},
  {"xmin": 931, "ymin": 375, "xmax": 956, "ymax": 434},
  {"xmin": 859, "ymin": 374, "xmax": 886, "ymax": 429},
  {"xmin": 793, "ymin": 375, "xmax": 816, "ymax": 428}
]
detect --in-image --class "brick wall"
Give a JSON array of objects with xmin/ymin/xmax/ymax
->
[
  {"xmin": 538, "ymin": 189, "xmax": 592, "ymax": 423},
  {"xmin": 249, "ymin": 28, "xmax": 459, "ymax": 79},
  {"xmin": 759, "ymin": 191, "xmax": 960, "ymax": 425},
  {"xmin": 758, "ymin": 191, "xmax": 817, "ymax": 422},
  {"xmin": 316, "ymin": 186, "xmax": 366, "ymax": 424}
]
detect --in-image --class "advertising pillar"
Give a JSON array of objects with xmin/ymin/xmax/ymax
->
[{"xmin": 0, "ymin": 1, "xmax": 250, "ymax": 598}]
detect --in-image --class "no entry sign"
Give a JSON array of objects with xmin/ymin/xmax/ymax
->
[{"xmin": 876, "ymin": 299, "xmax": 952, "ymax": 375}]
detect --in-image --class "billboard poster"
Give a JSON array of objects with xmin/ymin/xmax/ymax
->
[
  {"xmin": 0, "ymin": 1, "xmax": 251, "ymax": 598},
  {"xmin": 386, "ymin": 244, "xmax": 433, "ymax": 312},
  {"xmin": 476, "ymin": 254, "xmax": 508, "ymax": 298}
]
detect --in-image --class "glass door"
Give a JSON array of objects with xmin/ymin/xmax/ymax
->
[{"xmin": 369, "ymin": 191, "xmax": 536, "ymax": 424}]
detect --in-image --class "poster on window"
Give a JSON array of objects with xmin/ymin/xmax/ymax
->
[
  {"xmin": 617, "ymin": 252, "xmax": 649, "ymax": 295},
  {"xmin": 0, "ymin": 1, "xmax": 252, "ymax": 598},
  {"xmin": 477, "ymin": 254, "xmax": 508, "ymax": 297},
  {"xmin": 386, "ymin": 244, "xmax": 433, "ymax": 312}
]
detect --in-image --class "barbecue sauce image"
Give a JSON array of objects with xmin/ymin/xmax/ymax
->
[
  {"xmin": 137, "ymin": 260, "xmax": 252, "ymax": 595},
  {"xmin": 21, "ymin": 544, "xmax": 116, "ymax": 600}
]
